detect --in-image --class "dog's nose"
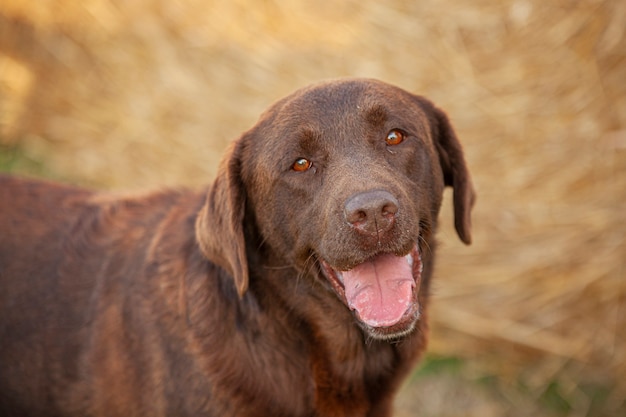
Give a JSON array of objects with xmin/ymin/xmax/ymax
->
[{"xmin": 344, "ymin": 190, "xmax": 399, "ymax": 236}]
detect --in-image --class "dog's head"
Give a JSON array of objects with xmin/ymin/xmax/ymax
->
[{"xmin": 197, "ymin": 78, "xmax": 474, "ymax": 340}]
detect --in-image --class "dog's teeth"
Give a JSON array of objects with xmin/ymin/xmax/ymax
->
[
  {"xmin": 405, "ymin": 254, "xmax": 413, "ymax": 267},
  {"xmin": 336, "ymin": 271, "xmax": 344, "ymax": 283}
]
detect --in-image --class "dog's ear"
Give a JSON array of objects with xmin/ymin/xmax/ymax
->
[
  {"xmin": 426, "ymin": 102, "xmax": 475, "ymax": 245},
  {"xmin": 195, "ymin": 140, "xmax": 249, "ymax": 296}
]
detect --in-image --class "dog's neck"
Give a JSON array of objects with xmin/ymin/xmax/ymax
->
[{"xmin": 153, "ymin": 210, "xmax": 425, "ymax": 415}]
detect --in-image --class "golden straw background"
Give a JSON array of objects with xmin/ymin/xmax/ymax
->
[{"xmin": 1, "ymin": 1, "xmax": 624, "ymax": 416}]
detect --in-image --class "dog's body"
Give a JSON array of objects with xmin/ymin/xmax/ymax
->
[{"xmin": 0, "ymin": 79, "xmax": 473, "ymax": 417}]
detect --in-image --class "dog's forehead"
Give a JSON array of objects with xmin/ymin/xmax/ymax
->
[
  {"xmin": 284, "ymin": 79, "xmax": 417, "ymax": 119},
  {"xmin": 263, "ymin": 79, "xmax": 431, "ymax": 141}
]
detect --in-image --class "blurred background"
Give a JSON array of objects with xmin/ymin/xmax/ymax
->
[{"xmin": 0, "ymin": 0, "xmax": 624, "ymax": 415}]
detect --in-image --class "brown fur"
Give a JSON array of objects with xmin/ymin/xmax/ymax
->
[{"xmin": 0, "ymin": 78, "xmax": 474, "ymax": 417}]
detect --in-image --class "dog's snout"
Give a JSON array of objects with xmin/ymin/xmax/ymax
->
[{"xmin": 344, "ymin": 190, "xmax": 399, "ymax": 236}]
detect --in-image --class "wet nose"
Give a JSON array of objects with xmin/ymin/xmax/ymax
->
[{"xmin": 344, "ymin": 190, "xmax": 399, "ymax": 236}]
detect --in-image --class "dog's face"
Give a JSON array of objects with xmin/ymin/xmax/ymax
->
[{"xmin": 197, "ymin": 79, "xmax": 474, "ymax": 340}]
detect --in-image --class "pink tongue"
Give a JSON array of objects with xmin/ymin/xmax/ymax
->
[{"xmin": 342, "ymin": 253, "xmax": 414, "ymax": 328}]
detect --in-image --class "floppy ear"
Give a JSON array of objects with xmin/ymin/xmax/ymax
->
[
  {"xmin": 195, "ymin": 140, "xmax": 249, "ymax": 296},
  {"xmin": 430, "ymin": 105, "xmax": 475, "ymax": 245}
]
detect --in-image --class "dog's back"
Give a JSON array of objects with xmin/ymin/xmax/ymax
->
[
  {"xmin": 0, "ymin": 176, "xmax": 206, "ymax": 415},
  {"xmin": 0, "ymin": 176, "xmax": 92, "ymax": 413}
]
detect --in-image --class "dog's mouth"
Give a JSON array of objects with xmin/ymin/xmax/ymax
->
[{"xmin": 319, "ymin": 243, "xmax": 423, "ymax": 340}]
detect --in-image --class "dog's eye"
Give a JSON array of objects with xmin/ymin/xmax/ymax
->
[
  {"xmin": 292, "ymin": 158, "xmax": 312, "ymax": 172},
  {"xmin": 386, "ymin": 129, "xmax": 405, "ymax": 146}
]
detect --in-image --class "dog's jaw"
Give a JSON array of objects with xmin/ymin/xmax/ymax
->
[{"xmin": 318, "ymin": 243, "xmax": 423, "ymax": 340}]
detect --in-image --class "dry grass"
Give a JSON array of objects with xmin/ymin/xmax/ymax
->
[{"xmin": 1, "ymin": 0, "xmax": 625, "ymax": 415}]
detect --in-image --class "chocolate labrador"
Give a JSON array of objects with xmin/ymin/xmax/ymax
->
[{"xmin": 0, "ymin": 78, "xmax": 474, "ymax": 417}]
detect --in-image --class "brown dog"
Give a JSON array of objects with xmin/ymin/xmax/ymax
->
[{"xmin": 0, "ymin": 78, "xmax": 474, "ymax": 417}]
